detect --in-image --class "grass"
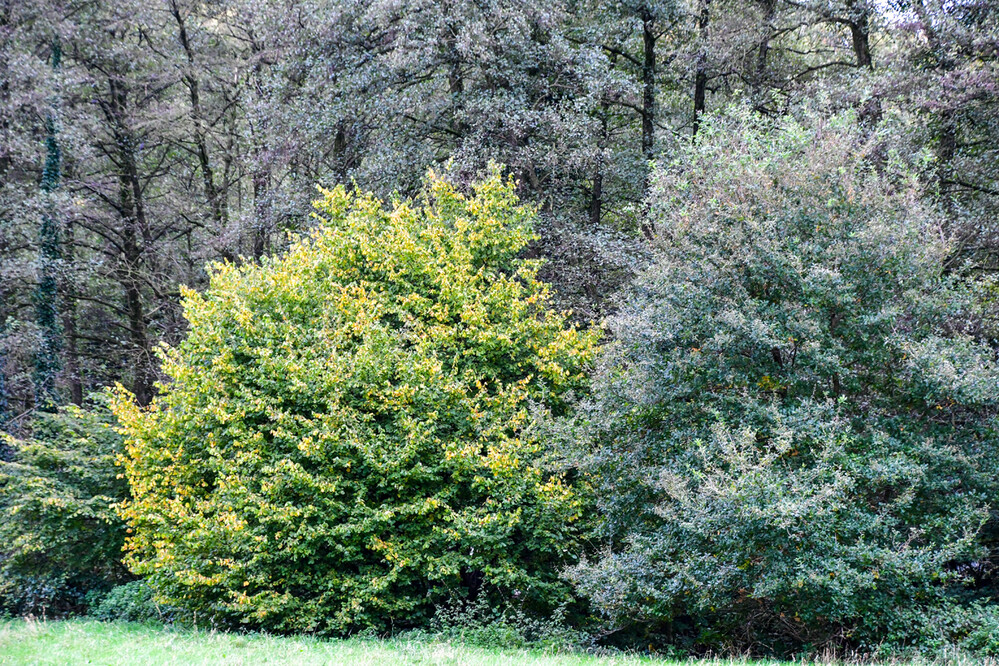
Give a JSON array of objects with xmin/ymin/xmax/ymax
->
[
  {"xmin": 0, "ymin": 619, "xmax": 993, "ymax": 666},
  {"xmin": 0, "ymin": 618, "xmax": 781, "ymax": 666}
]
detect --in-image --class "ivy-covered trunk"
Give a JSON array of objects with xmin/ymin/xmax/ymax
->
[{"xmin": 33, "ymin": 37, "xmax": 63, "ymax": 411}]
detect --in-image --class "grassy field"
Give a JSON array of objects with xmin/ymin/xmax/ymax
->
[
  {"xmin": 0, "ymin": 619, "xmax": 992, "ymax": 666},
  {"xmin": 0, "ymin": 618, "xmax": 782, "ymax": 666}
]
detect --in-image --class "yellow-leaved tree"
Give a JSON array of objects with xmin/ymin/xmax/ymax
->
[{"xmin": 112, "ymin": 168, "xmax": 597, "ymax": 633}]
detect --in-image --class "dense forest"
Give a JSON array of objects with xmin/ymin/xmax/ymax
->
[{"xmin": 1, "ymin": 0, "xmax": 998, "ymax": 659}]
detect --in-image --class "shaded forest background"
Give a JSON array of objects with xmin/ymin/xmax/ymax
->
[{"xmin": 1, "ymin": 0, "xmax": 996, "ymax": 420}]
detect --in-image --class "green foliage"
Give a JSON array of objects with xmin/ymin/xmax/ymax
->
[
  {"xmin": 409, "ymin": 597, "xmax": 588, "ymax": 652},
  {"xmin": 895, "ymin": 600, "xmax": 999, "ymax": 659},
  {"xmin": 568, "ymin": 107, "xmax": 999, "ymax": 655},
  {"xmin": 90, "ymin": 581, "xmax": 187, "ymax": 624},
  {"xmin": 0, "ymin": 401, "xmax": 130, "ymax": 615},
  {"xmin": 112, "ymin": 168, "xmax": 598, "ymax": 634}
]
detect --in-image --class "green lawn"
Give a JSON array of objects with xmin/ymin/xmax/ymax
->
[
  {"xmin": 1, "ymin": 619, "xmax": 991, "ymax": 666},
  {"xmin": 0, "ymin": 619, "xmax": 775, "ymax": 666}
]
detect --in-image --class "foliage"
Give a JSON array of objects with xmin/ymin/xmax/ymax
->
[
  {"xmin": 5, "ymin": 0, "xmax": 934, "ymax": 416},
  {"xmin": 112, "ymin": 168, "xmax": 598, "ymax": 634},
  {"xmin": 897, "ymin": 600, "xmax": 999, "ymax": 659},
  {"xmin": 409, "ymin": 596, "xmax": 588, "ymax": 652},
  {"xmin": 0, "ymin": 401, "xmax": 130, "ymax": 616},
  {"xmin": 90, "ymin": 581, "xmax": 187, "ymax": 625},
  {"xmin": 567, "ymin": 107, "xmax": 999, "ymax": 655},
  {"xmin": 0, "ymin": 0, "xmax": 997, "ymax": 658}
]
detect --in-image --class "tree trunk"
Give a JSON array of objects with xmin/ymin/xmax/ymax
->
[
  {"xmin": 171, "ymin": 1, "xmax": 228, "ymax": 236},
  {"xmin": 33, "ymin": 38, "xmax": 64, "ymax": 410},
  {"xmin": 108, "ymin": 77, "xmax": 155, "ymax": 406},
  {"xmin": 755, "ymin": 0, "xmax": 777, "ymax": 87},
  {"xmin": 937, "ymin": 109, "xmax": 957, "ymax": 226},
  {"xmin": 589, "ymin": 156, "xmax": 604, "ymax": 227},
  {"xmin": 61, "ymin": 216, "xmax": 82, "ymax": 405},
  {"xmin": 250, "ymin": 47, "xmax": 271, "ymax": 261},
  {"xmin": 589, "ymin": 55, "xmax": 615, "ymax": 227},
  {"xmin": 692, "ymin": 0, "xmax": 711, "ymax": 137},
  {"xmin": 846, "ymin": 0, "xmax": 873, "ymax": 69},
  {"xmin": 252, "ymin": 166, "xmax": 269, "ymax": 260},
  {"xmin": 640, "ymin": 5, "xmax": 656, "ymax": 162}
]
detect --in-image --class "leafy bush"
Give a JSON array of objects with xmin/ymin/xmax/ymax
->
[
  {"xmin": 406, "ymin": 596, "xmax": 588, "ymax": 652},
  {"xmin": 0, "ymin": 401, "xmax": 130, "ymax": 616},
  {"xmin": 112, "ymin": 168, "xmax": 597, "ymax": 634},
  {"xmin": 90, "ymin": 580, "xmax": 188, "ymax": 624},
  {"xmin": 567, "ymin": 107, "xmax": 999, "ymax": 655}
]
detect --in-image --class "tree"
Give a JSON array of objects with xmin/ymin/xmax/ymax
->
[
  {"xmin": 32, "ymin": 37, "xmax": 63, "ymax": 410},
  {"xmin": 567, "ymin": 107, "xmax": 999, "ymax": 653},
  {"xmin": 113, "ymin": 168, "xmax": 597, "ymax": 633},
  {"xmin": 890, "ymin": 0, "xmax": 999, "ymax": 270}
]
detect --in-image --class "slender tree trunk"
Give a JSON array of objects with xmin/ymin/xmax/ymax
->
[
  {"xmin": 333, "ymin": 124, "xmax": 350, "ymax": 184},
  {"xmin": 252, "ymin": 165, "xmax": 269, "ymax": 260},
  {"xmin": 913, "ymin": 0, "xmax": 955, "ymax": 219},
  {"xmin": 640, "ymin": 5, "xmax": 656, "ymax": 162},
  {"xmin": 692, "ymin": 0, "xmax": 711, "ymax": 137},
  {"xmin": 0, "ymin": 1, "xmax": 13, "ymax": 427},
  {"xmin": 108, "ymin": 77, "xmax": 155, "ymax": 406},
  {"xmin": 250, "ymin": 49, "xmax": 271, "ymax": 261},
  {"xmin": 845, "ymin": 0, "xmax": 873, "ymax": 69},
  {"xmin": 589, "ymin": 56, "xmax": 615, "ymax": 227},
  {"xmin": 61, "ymin": 214, "xmax": 82, "ymax": 405},
  {"xmin": 755, "ymin": 0, "xmax": 777, "ymax": 87},
  {"xmin": 937, "ymin": 109, "xmax": 957, "ymax": 226},
  {"xmin": 589, "ymin": 139, "xmax": 605, "ymax": 227},
  {"xmin": 33, "ymin": 38, "xmax": 64, "ymax": 410},
  {"xmin": 171, "ymin": 1, "xmax": 228, "ymax": 235},
  {"xmin": 638, "ymin": 6, "xmax": 659, "ymax": 239}
]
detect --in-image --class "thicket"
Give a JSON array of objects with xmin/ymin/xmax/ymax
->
[
  {"xmin": 0, "ymin": 401, "xmax": 130, "ymax": 616},
  {"xmin": 0, "ymin": 109, "xmax": 997, "ymax": 659},
  {"xmin": 566, "ymin": 108, "xmax": 999, "ymax": 656},
  {"xmin": 0, "ymin": 0, "xmax": 997, "ymax": 658},
  {"xmin": 111, "ymin": 169, "xmax": 597, "ymax": 634}
]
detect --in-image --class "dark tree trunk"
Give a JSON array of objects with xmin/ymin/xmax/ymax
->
[
  {"xmin": 589, "ymin": 159, "xmax": 604, "ymax": 227},
  {"xmin": 61, "ymin": 216, "xmax": 82, "ymax": 406},
  {"xmin": 108, "ymin": 77, "xmax": 155, "ymax": 406},
  {"xmin": 250, "ymin": 48, "xmax": 271, "ymax": 261},
  {"xmin": 640, "ymin": 5, "xmax": 656, "ymax": 162},
  {"xmin": 755, "ymin": 0, "xmax": 778, "ymax": 86},
  {"xmin": 692, "ymin": 0, "xmax": 711, "ymax": 137},
  {"xmin": 33, "ymin": 38, "xmax": 64, "ymax": 410},
  {"xmin": 589, "ymin": 57, "xmax": 614, "ymax": 227},
  {"xmin": 252, "ymin": 166, "xmax": 269, "ymax": 260},
  {"xmin": 937, "ymin": 109, "xmax": 958, "ymax": 227},
  {"xmin": 171, "ymin": 1, "xmax": 228, "ymax": 235},
  {"xmin": 846, "ymin": 0, "xmax": 873, "ymax": 69}
]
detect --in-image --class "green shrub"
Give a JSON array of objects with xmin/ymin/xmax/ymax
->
[
  {"xmin": 567, "ymin": 107, "xmax": 999, "ymax": 655},
  {"xmin": 411, "ymin": 596, "xmax": 588, "ymax": 652},
  {"xmin": 112, "ymin": 168, "xmax": 598, "ymax": 634},
  {"xmin": 0, "ymin": 401, "xmax": 130, "ymax": 616},
  {"xmin": 90, "ymin": 580, "xmax": 188, "ymax": 624},
  {"xmin": 957, "ymin": 604, "xmax": 999, "ymax": 658}
]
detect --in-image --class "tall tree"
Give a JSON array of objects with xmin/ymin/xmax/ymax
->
[{"xmin": 32, "ymin": 37, "xmax": 63, "ymax": 410}]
